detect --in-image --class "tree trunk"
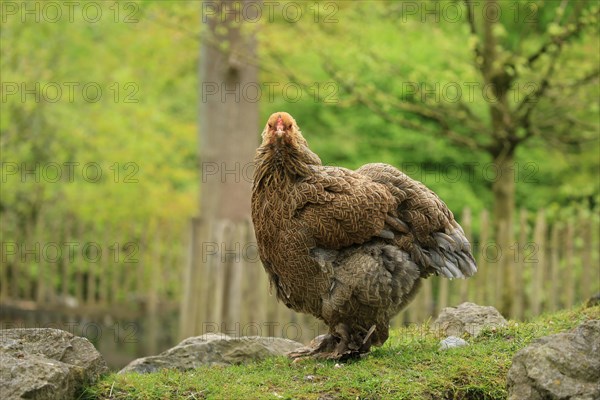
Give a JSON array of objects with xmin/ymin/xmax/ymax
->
[
  {"xmin": 180, "ymin": 0, "xmax": 259, "ymax": 339},
  {"xmin": 198, "ymin": 0, "xmax": 259, "ymax": 221},
  {"xmin": 479, "ymin": 0, "xmax": 518, "ymax": 315},
  {"xmin": 492, "ymin": 150, "xmax": 516, "ymax": 316},
  {"xmin": 492, "ymin": 152, "xmax": 515, "ymax": 239}
]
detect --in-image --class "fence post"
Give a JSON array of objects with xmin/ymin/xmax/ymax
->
[
  {"xmin": 564, "ymin": 221, "xmax": 575, "ymax": 309},
  {"xmin": 459, "ymin": 207, "xmax": 472, "ymax": 303},
  {"xmin": 580, "ymin": 210, "xmax": 593, "ymax": 302},
  {"xmin": 97, "ymin": 226, "xmax": 109, "ymax": 307},
  {"xmin": 495, "ymin": 220, "xmax": 507, "ymax": 313},
  {"xmin": 85, "ymin": 228, "xmax": 96, "ymax": 306},
  {"xmin": 75, "ymin": 221, "xmax": 85, "ymax": 306},
  {"xmin": 35, "ymin": 218, "xmax": 47, "ymax": 304},
  {"xmin": 0, "ymin": 240, "xmax": 9, "ymax": 301},
  {"xmin": 547, "ymin": 223, "xmax": 560, "ymax": 312},
  {"xmin": 438, "ymin": 277, "xmax": 449, "ymax": 312},
  {"xmin": 531, "ymin": 209, "xmax": 546, "ymax": 317},
  {"xmin": 147, "ymin": 226, "xmax": 160, "ymax": 355},
  {"xmin": 511, "ymin": 209, "xmax": 527, "ymax": 320},
  {"xmin": 62, "ymin": 217, "xmax": 72, "ymax": 303},
  {"xmin": 241, "ymin": 218, "xmax": 266, "ymax": 329},
  {"xmin": 180, "ymin": 218, "xmax": 194, "ymax": 338},
  {"xmin": 476, "ymin": 209, "xmax": 490, "ymax": 306},
  {"xmin": 225, "ymin": 221, "xmax": 244, "ymax": 331}
]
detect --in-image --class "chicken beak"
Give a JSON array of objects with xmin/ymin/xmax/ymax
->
[{"xmin": 276, "ymin": 124, "xmax": 285, "ymax": 138}]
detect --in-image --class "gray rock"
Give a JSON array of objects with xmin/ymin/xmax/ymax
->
[
  {"xmin": 0, "ymin": 328, "xmax": 108, "ymax": 400},
  {"xmin": 119, "ymin": 333, "xmax": 304, "ymax": 374},
  {"xmin": 433, "ymin": 302, "xmax": 507, "ymax": 337},
  {"xmin": 507, "ymin": 320, "xmax": 600, "ymax": 400},
  {"xmin": 439, "ymin": 336, "xmax": 469, "ymax": 350}
]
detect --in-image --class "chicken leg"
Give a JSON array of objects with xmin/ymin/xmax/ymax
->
[{"xmin": 288, "ymin": 323, "xmax": 377, "ymax": 361}]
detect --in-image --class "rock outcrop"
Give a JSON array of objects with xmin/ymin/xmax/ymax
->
[
  {"xmin": 119, "ymin": 333, "xmax": 305, "ymax": 374},
  {"xmin": 507, "ymin": 319, "xmax": 600, "ymax": 400},
  {"xmin": 433, "ymin": 302, "xmax": 507, "ymax": 337},
  {"xmin": 0, "ymin": 328, "xmax": 107, "ymax": 400}
]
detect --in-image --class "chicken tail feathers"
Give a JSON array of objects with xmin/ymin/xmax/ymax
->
[
  {"xmin": 426, "ymin": 227, "xmax": 477, "ymax": 279},
  {"xmin": 356, "ymin": 163, "xmax": 477, "ymax": 280}
]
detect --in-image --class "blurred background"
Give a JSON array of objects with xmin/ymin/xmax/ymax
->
[{"xmin": 1, "ymin": 0, "xmax": 598, "ymax": 369}]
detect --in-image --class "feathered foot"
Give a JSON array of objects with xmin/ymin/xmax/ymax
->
[
  {"xmin": 288, "ymin": 324, "xmax": 377, "ymax": 362},
  {"xmin": 288, "ymin": 333, "xmax": 339, "ymax": 361}
]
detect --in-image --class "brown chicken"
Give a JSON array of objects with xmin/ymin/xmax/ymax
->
[{"xmin": 251, "ymin": 112, "xmax": 477, "ymax": 360}]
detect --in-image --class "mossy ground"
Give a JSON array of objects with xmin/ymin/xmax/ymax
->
[{"xmin": 82, "ymin": 304, "xmax": 599, "ymax": 400}]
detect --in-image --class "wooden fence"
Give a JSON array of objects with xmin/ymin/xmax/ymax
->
[
  {"xmin": 180, "ymin": 207, "xmax": 600, "ymax": 337},
  {"xmin": 401, "ymin": 207, "xmax": 599, "ymax": 325},
  {"xmin": 179, "ymin": 216, "xmax": 328, "ymax": 343},
  {"xmin": 0, "ymin": 218, "xmax": 186, "ymax": 314},
  {"xmin": 1, "ymin": 207, "xmax": 599, "ymax": 359},
  {"xmin": 0, "ymin": 217, "xmax": 187, "ymax": 364}
]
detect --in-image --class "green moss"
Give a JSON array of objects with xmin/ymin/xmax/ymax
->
[{"xmin": 82, "ymin": 305, "xmax": 599, "ymax": 400}]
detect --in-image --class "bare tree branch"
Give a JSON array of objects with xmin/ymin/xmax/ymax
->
[
  {"xmin": 552, "ymin": 0, "xmax": 571, "ymax": 25},
  {"xmin": 527, "ymin": 4, "xmax": 599, "ymax": 66},
  {"xmin": 362, "ymin": 49, "xmax": 488, "ymax": 134},
  {"xmin": 513, "ymin": 4, "xmax": 595, "ymax": 124},
  {"xmin": 550, "ymin": 68, "xmax": 600, "ymax": 90},
  {"xmin": 315, "ymin": 54, "xmax": 484, "ymax": 151},
  {"xmin": 464, "ymin": 0, "xmax": 483, "ymax": 62},
  {"xmin": 516, "ymin": 53, "xmax": 559, "ymax": 120}
]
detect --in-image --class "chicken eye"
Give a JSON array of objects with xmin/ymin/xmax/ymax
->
[
  {"xmin": 287, "ymin": 124, "xmax": 292, "ymax": 129},
  {"xmin": 268, "ymin": 123, "xmax": 272, "ymax": 128}
]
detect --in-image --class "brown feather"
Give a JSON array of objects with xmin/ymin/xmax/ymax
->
[{"xmin": 251, "ymin": 112, "xmax": 477, "ymax": 358}]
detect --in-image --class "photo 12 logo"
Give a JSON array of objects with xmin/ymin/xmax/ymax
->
[
  {"xmin": 399, "ymin": 162, "xmax": 539, "ymax": 184},
  {"xmin": 201, "ymin": 1, "xmax": 339, "ymax": 24},
  {"xmin": 201, "ymin": 241, "xmax": 259, "ymax": 263},
  {"xmin": 396, "ymin": 1, "xmax": 539, "ymax": 24},
  {"xmin": 1, "ymin": 241, "xmax": 139, "ymax": 264},
  {"xmin": 0, "ymin": 1, "xmax": 140, "ymax": 24},
  {"xmin": 201, "ymin": 162, "xmax": 254, "ymax": 184},
  {"xmin": 399, "ymin": 81, "xmax": 541, "ymax": 104},
  {"xmin": 201, "ymin": 81, "xmax": 338, "ymax": 104},
  {"xmin": 1, "ymin": 162, "xmax": 140, "ymax": 184},
  {"xmin": 1, "ymin": 82, "xmax": 139, "ymax": 104}
]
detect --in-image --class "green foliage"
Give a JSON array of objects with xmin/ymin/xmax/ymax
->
[
  {"xmin": 259, "ymin": 0, "xmax": 599, "ymax": 215},
  {"xmin": 1, "ymin": 0, "xmax": 597, "ymax": 241},
  {"xmin": 83, "ymin": 304, "xmax": 600, "ymax": 399},
  {"xmin": 1, "ymin": 1, "xmax": 199, "ymax": 240}
]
